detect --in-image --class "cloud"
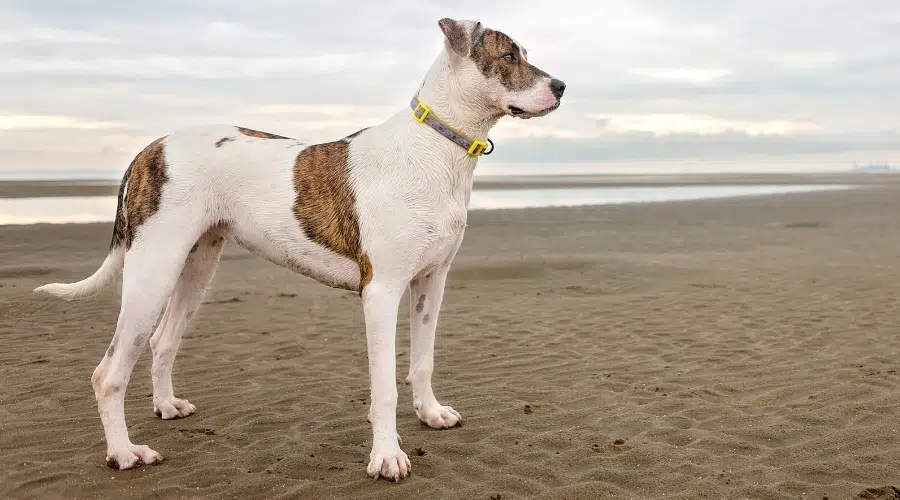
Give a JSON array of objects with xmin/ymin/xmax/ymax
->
[
  {"xmin": 493, "ymin": 131, "xmax": 900, "ymax": 164},
  {"xmin": 0, "ymin": 26, "xmax": 116, "ymax": 44},
  {"xmin": 590, "ymin": 113, "xmax": 822, "ymax": 136},
  {"xmin": 628, "ymin": 67, "xmax": 730, "ymax": 84},
  {"xmin": 0, "ymin": 52, "xmax": 403, "ymax": 78},
  {"xmin": 0, "ymin": 0, "xmax": 898, "ymax": 175},
  {"xmin": 0, "ymin": 115, "xmax": 124, "ymax": 130}
]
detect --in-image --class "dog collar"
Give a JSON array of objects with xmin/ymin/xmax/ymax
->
[{"xmin": 410, "ymin": 95, "xmax": 493, "ymax": 157}]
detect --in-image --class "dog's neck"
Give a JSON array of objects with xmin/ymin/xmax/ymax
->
[{"xmin": 413, "ymin": 49, "xmax": 502, "ymax": 146}]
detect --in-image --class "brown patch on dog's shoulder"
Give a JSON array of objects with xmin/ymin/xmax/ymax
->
[
  {"xmin": 293, "ymin": 141, "xmax": 371, "ymax": 293},
  {"xmin": 215, "ymin": 137, "xmax": 235, "ymax": 148},
  {"xmin": 471, "ymin": 29, "xmax": 545, "ymax": 91},
  {"xmin": 358, "ymin": 254, "xmax": 372, "ymax": 292},
  {"xmin": 237, "ymin": 127, "xmax": 291, "ymax": 140},
  {"xmin": 115, "ymin": 136, "xmax": 169, "ymax": 249}
]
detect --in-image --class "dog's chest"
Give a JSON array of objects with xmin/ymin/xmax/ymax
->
[{"xmin": 417, "ymin": 201, "xmax": 467, "ymax": 268}]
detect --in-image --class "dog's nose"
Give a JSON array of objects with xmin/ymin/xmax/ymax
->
[{"xmin": 549, "ymin": 78, "xmax": 566, "ymax": 98}]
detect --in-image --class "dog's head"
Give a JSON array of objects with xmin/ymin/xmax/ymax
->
[{"xmin": 438, "ymin": 18, "xmax": 565, "ymax": 120}]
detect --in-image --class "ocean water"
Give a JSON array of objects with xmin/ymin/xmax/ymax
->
[
  {"xmin": 0, "ymin": 184, "xmax": 855, "ymax": 226},
  {"xmin": 0, "ymin": 169, "xmax": 124, "ymax": 181},
  {"xmin": 469, "ymin": 184, "xmax": 854, "ymax": 210}
]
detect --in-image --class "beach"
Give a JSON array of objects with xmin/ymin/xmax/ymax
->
[{"xmin": 2, "ymin": 177, "xmax": 900, "ymax": 500}]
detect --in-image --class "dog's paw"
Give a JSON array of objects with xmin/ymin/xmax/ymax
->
[
  {"xmin": 105, "ymin": 444, "xmax": 163, "ymax": 470},
  {"xmin": 415, "ymin": 403, "xmax": 462, "ymax": 429},
  {"xmin": 366, "ymin": 442, "xmax": 411, "ymax": 482},
  {"xmin": 153, "ymin": 397, "xmax": 196, "ymax": 419}
]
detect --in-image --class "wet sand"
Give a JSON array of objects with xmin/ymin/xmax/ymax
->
[{"xmin": 1, "ymin": 180, "xmax": 899, "ymax": 499}]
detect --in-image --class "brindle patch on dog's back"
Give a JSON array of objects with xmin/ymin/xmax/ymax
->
[
  {"xmin": 215, "ymin": 137, "xmax": 235, "ymax": 148},
  {"xmin": 112, "ymin": 137, "xmax": 169, "ymax": 250},
  {"xmin": 237, "ymin": 127, "xmax": 292, "ymax": 140},
  {"xmin": 292, "ymin": 137, "xmax": 372, "ymax": 293},
  {"xmin": 471, "ymin": 29, "xmax": 546, "ymax": 91}
]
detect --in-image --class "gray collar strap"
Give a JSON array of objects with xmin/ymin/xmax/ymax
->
[{"xmin": 410, "ymin": 94, "xmax": 493, "ymax": 157}]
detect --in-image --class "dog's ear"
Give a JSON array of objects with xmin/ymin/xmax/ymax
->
[{"xmin": 438, "ymin": 18, "xmax": 481, "ymax": 58}]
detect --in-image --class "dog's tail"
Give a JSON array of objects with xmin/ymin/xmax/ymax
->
[
  {"xmin": 34, "ymin": 247, "xmax": 125, "ymax": 301},
  {"xmin": 33, "ymin": 165, "xmax": 132, "ymax": 301}
]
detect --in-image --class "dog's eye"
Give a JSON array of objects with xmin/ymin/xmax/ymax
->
[{"xmin": 503, "ymin": 53, "xmax": 518, "ymax": 64}]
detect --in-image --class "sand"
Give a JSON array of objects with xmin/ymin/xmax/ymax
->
[{"xmin": 1, "ymin": 179, "xmax": 899, "ymax": 499}]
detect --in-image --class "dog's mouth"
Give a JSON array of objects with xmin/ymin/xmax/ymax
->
[
  {"xmin": 506, "ymin": 100, "xmax": 561, "ymax": 119},
  {"xmin": 543, "ymin": 100, "xmax": 562, "ymax": 113}
]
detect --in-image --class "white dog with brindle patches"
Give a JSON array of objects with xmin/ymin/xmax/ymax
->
[{"xmin": 34, "ymin": 17, "xmax": 565, "ymax": 482}]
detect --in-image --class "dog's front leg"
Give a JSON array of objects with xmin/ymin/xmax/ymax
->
[
  {"xmin": 361, "ymin": 281, "xmax": 410, "ymax": 482},
  {"xmin": 406, "ymin": 266, "xmax": 462, "ymax": 428}
]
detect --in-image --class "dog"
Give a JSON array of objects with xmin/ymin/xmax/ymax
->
[{"xmin": 34, "ymin": 17, "xmax": 565, "ymax": 482}]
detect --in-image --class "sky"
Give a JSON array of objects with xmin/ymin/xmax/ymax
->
[{"xmin": 1, "ymin": 0, "xmax": 899, "ymax": 179}]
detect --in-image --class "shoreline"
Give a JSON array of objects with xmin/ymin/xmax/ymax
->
[
  {"xmin": 0, "ymin": 172, "xmax": 896, "ymax": 198},
  {"xmin": 0, "ymin": 183, "xmax": 862, "ymax": 227}
]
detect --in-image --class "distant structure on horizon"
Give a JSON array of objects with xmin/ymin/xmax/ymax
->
[{"xmin": 852, "ymin": 161, "xmax": 897, "ymax": 173}]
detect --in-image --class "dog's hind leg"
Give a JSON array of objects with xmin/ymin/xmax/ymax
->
[
  {"xmin": 91, "ymin": 216, "xmax": 202, "ymax": 470},
  {"xmin": 149, "ymin": 229, "xmax": 225, "ymax": 420},
  {"xmin": 405, "ymin": 266, "xmax": 462, "ymax": 429}
]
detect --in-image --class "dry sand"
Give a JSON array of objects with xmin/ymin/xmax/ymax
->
[{"xmin": 1, "ymin": 179, "xmax": 900, "ymax": 499}]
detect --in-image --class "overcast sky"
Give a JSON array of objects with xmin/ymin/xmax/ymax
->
[{"xmin": 1, "ymin": 0, "xmax": 898, "ymax": 178}]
